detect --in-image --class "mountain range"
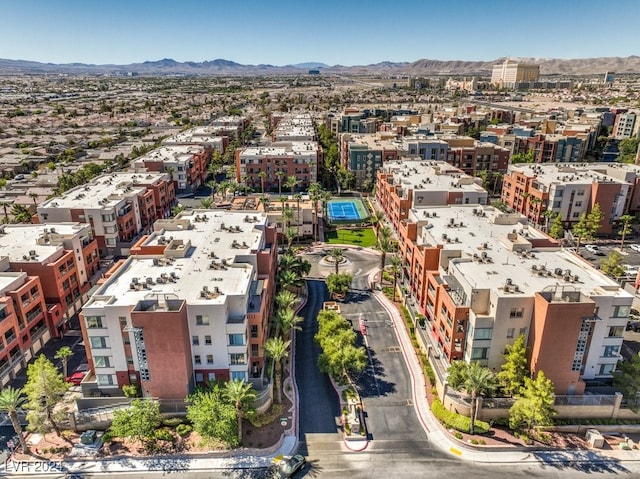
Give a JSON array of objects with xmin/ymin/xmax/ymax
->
[{"xmin": 1, "ymin": 56, "xmax": 639, "ymax": 76}]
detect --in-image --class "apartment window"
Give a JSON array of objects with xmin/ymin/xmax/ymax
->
[
  {"xmin": 119, "ymin": 317, "xmax": 127, "ymax": 327},
  {"xmin": 206, "ymin": 355, "xmax": 214, "ymax": 364},
  {"xmin": 194, "ymin": 355, "xmax": 201, "ymax": 365},
  {"xmin": 231, "ymin": 371, "xmax": 247, "ymax": 381},
  {"xmin": 603, "ymin": 345, "xmax": 620, "ymax": 357},
  {"xmin": 228, "ymin": 334, "xmax": 244, "ymax": 346},
  {"xmin": 613, "ymin": 305, "xmax": 631, "ymax": 318},
  {"xmin": 94, "ymin": 356, "xmax": 111, "ymax": 368},
  {"xmin": 195, "ymin": 373, "xmax": 204, "ymax": 382},
  {"xmin": 509, "ymin": 308, "xmax": 524, "ymax": 318},
  {"xmin": 506, "ymin": 328, "xmax": 515, "ymax": 339},
  {"xmin": 471, "ymin": 347, "xmax": 489, "ymax": 360},
  {"xmin": 208, "ymin": 372, "xmax": 216, "ymax": 382},
  {"xmin": 192, "ymin": 335, "xmax": 199, "ymax": 346},
  {"xmin": 196, "ymin": 315, "xmax": 209, "ymax": 326},
  {"xmin": 598, "ymin": 364, "xmax": 616, "ymax": 375},
  {"xmin": 86, "ymin": 316, "xmax": 105, "ymax": 328},
  {"xmin": 474, "ymin": 328, "xmax": 492, "ymax": 340},
  {"xmin": 608, "ymin": 326, "xmax": 625, "ymax": 337},
  {"xmin": 230, "ymin": 353, "xmax": 246, "ymax": 365},
  {"xmin": 519, "ymin": 327, "xmax": 527, "ymax": 337},
  {"xmin": 90, "ymin": 336, "xmax": 108, "ymax": 349},
  {"xmin": 101, "ymin": 214, "xmax": 115, "ymax": 222},
  {"xmin": 97, "ymin": 374, "xmax": 114, "ymax": 386},
  {"xmin": 204, "ymin": 335, "xmax": 212, "ymax": 345},
  {"xmin": 574, "ymin": 201, "xmax": 582, "ymax": 207},
  {"xmin": 251, "ymin": 344, "xmax": 259, "ymax": 356},
  {"xmin": 572, "ymin": 212, "xmax": 580, "ymax": 218}
]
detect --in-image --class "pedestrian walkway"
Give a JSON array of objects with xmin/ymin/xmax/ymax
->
[{"xmin": 367, "ymin": 268, "xmax": 640, "ymax": 467}]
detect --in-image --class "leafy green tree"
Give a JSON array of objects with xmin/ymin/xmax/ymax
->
[
  {"xmin": 223, "ymin": 380, "xmax": 257, "ymax": 444},
  {"xmin": 446, "ymin": 360, "xmax": 470, "ymax": 390},
  {"xmin": 587, "ymin": 203, "xmax": 603, "ymax": 236},
  {"xmin": 111, "ymin": 399, "xmax": 162, "ymax": 451},
  {"xmin": 548, "ymin": 212, "xmax": 564, "ymax": 239},
  {"xmin": 618, "ymin": 214, "xmax": 634, "ymax": 251},
  {"xmin": 264, "ymin": 337, "xmax": 291, "ymax": 404},
  {"xmin": 509, "ymin": 371, "xmax": 557, "ymax": 439},
  {"xmin": 613, "ymin": 352, "xmax": 640, "ymax": 412},
  {"xmin": 23, "ymin": 355, "xmax": 69, "ymax": 437},
  {"xmin": 187, "ymin": 385, "xmax": 238, "ymax": 447},
  {"xmin": 327, "ymin": 272, "xmax": 353, "ymax": 300},
  {"xmin": 497, "ymin": 334, "xmax": 528, "ymax": 397},
  {"xmin": 618, "ymin": 137, "xmax": 640, "ymax": 164},
  {"xmin": 572, "ymin": 213, "xmax": 590, "ymax": 251},
  {"xmin": 600, "ymin": 250, "xmax": 626, "ymax": 278},
  {"xmin": 54, "ymin": 346, "xmax": 73, "ymax": 379},
  {"xmin": 511, "ymin": 150, "xmax": 534, "ymax": 164},
  {"xmin": 0, "ymin": 387, "xmax": 30, "ymax": 453},
  {"xmin": 315, "ymin": 310, "xmax": 366, "ymax": 382}
]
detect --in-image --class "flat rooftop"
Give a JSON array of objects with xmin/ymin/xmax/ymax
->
[
  {"xmin": 415, "ymin": 204, "xmax": 627, "ymax": 298},
  {"xmin": 384, "ymin": 160, "xmax": 485, "ymax": 193},
  {"xmin": 40, "ymin": 173, "xmax": 168, "ymax": 209},
  {"xmin": 509, "ymin": 163, "xmax": 630, "ymax": 187},
  {"xmin": 240, "ymin": 141, "xmax": 319, "ymax": 157},
  {"xmin": 0, "ymin": 223, "xmax": 89, "ymax": 263},
  {"xmin": 0, "ymin": 272, "xmax": 27, "ymax": 293},
  {"xmin": 88, "ymin": 210, "xmax": 269, "ymax": 308},
  {"xmin": 139, "ymin": 145, "xmax": 202, "ymax": 162}
]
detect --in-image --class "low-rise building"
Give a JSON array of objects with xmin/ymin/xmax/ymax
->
[
  {"xmin": 37, "ymin": 172, "xmax": 174, "ymax": 256},
  {"xmin": 133, "ymin": 145, "xmax": 209, "ymax": 194},
  {"xmin": 79, "ymin": 210, "xmax": 277, "ymax": 399}
]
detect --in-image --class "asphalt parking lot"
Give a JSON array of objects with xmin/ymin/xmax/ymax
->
[{"xmin": 577, "ymin": 240, "xmax": 640, "ymax": 273}]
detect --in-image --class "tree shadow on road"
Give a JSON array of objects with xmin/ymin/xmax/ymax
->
[
  {"xmin": 532, "ymin": 449, "xmax": 629, "ymax": 474},
  {"xmin": 352, "ymin": 346, "xmax": 396, "ymax": 398}
]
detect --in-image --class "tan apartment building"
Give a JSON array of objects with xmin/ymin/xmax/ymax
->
[
  {"xmin": 37, "ymin": 172, "xmax": 175, "ymax": 256},
  {"xmin": 79, "ymin": 210, "xmax": 277, "ymax": 399}
]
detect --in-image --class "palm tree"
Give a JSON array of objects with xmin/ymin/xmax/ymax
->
[
  {"xmin": 274, "ymin": 307, "xmax": 303, "ymax": 338},
  {"xmin": 259, "ymin": 195, "xmax": 270, "ymax": 213},
  {"xmin": 618, "ymin": 214, "xmax": 634, "ymax": 252},
  {"xmin": 207, "ymin": 180, "xmax": 218, "ymax": 202},
  {"xmin": 0, "ymin": 387, "xmax": 29, "ymax": 453},
  {"xmin": 309, "ymin": 183, "xmax": 322, "ymax": 242},
  {"xmin": 275, "ymin": 290, "xmax": 299, "ymax": 312},
  {"xmin": 465, "ymin": 362, "xmax": 496, "ymax": 435},
  {"xmin": 378, "ymin": 226, "xmax": 393, "ymax": 271},
  {"xmin": 276, "ymin": 171, "xmax": 285, "ymax": 195},
  {"xmin": 321, "ymin": 191, "xmax": 332, "ymax": 220},
  {"xmin": 258, "ymin": 171, "xmax": 267, "ymax": 194},
  {"xmin": 389, "ymin": 255, "xmax": 403, "ymax": 302},
  {"xmin": 165, "ymin": 166, "xmax": 176, "ymax": 182},
  {"xmin": 294, "ymin": 193, "xmax": 302, "ymax": 240},
  {"xmin": 54, "ymin": 346, "xmax": 73, "ymax": 379},
  {"xmin": 264, "ymin": 337, "xmax": 291, "ymax": 404},
  {"xmin": 241, "ymin": 175, "xmax": 249, "ymax": 195},
  {"xmin": 11, "ymin": 204, "xmax": 32, "ymax": 224},
  {"xmin": 285, "ymin": 226, "xmax": 297, "ymax": 249},
  {"xmin": 278, "ymin": 269, "xmax": 305, "ymax": 291},
  {"xmin": 223, "ymin": 379, "xmax": 257, "ymax": 444},
  {"xmin": 200, "ymin": 197, "xmax": 213, "ymax": 209},
  {"xmin": 282, "ymin": 207, "xmax": 295, "ymax": 230},
  {"xmin": 329, "ymin": 248, "xmax": 344, "ymax": 275},
  {"xmin": 29, "ymin": 192, "xmax": 39, "ymax": 210},
  {"xmin": 371, "ymin": 210, "xmax": 385, "ymax": 234},
  {"xmin": 285, "ymin": 175, "xmax": 298, "ymax": 196},
  {"xmin": 0, "ymin": 201, "xmax": 10, "ymax": 224}
]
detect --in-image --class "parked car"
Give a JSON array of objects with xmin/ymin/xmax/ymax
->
[
  {"xmin": 629, "ymin": 244, "xmax": 640, "ymax": 253},
  {"xmin": 276, "ymin": 455, "xmax": 306, "ymax": 478},
  {"xmin": 65, "ymin": 371, "xmax": 87, "ymax": 385},
  {"xmin": 623, "ymin": 264, "xmax": 639, "ymax": 276},
  {"xmin": 584, "ymin": 244, "xmax": 601, "ymax": 255}
]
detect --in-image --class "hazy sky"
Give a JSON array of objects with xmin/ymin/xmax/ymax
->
[{"xmin": 2, "ymin": 0, "xmax": 639, "ymax": 66}]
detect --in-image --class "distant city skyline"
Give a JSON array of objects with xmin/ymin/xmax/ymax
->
[{"xmin": 2, "ymin": 0, "xmax": 639, "ymax": 66}]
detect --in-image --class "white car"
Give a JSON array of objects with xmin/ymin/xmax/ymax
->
[
  {"xmin": 584, "ymin": 244, "xmax": 600, "ymax": 255},
  {"xmin": 624, "ymin": 264, "xmax": 639, "ymax": 276},
  {"xmin": 629, "ymin": 244, "xmax": 640, "ymax": 253}
]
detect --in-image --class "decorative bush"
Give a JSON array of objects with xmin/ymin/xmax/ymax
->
[
  {"xmin": 102, "ymin": 430, "xmax": 114, "ymax": 444},
  {"xmin": 176, "ymin": 424, "xmax": 192, "ymax": 437},
  {"xmin": 455, "ymin": 432, "xmax": 463, "ymax": 440},
  {"xmin": 155, "ymin": 428, "xmax": 176, "ymax": 443},
  {"xmin": 249, "ymin": 403, "xmax": 283, "ymax": 427},
  {"xmin": 162, "ymin": 417, "xmax": 184, "ymax": 427},
  {"xmin": 431, "ymin": 399, "xmax": 490, "ymax": 434}
]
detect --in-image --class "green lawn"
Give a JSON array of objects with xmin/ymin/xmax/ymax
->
[{"xmin": 325, "ymin": 228, "xmax": 377, "ymax": 247}]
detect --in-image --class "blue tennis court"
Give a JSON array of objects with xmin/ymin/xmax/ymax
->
[{"xmin": 327, "ymin": 199, "xmax": 368, "ymax": 222}]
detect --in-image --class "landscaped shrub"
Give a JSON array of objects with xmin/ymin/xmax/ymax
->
[
  {"xmin": 102, "ymin": 430, "xmax": 114, "ymax": 444},
  {"xmin": 455, "ymin": 432, "xmax": 463, "ymax": 440},
  {"xmin": 162, "ymin": 417, "xmax": 184, "ymax": 427},
  {"xmin": 176, "ymin": 424, "xmax": 192, "ymax": 437},
  {"xmin": 431, "ymin": 399, "xmax": 489, "ymax": 434},
  {"xmin": 249, "ymin": 403, "xmax": 283, "ymax": 427},
  {"xmin": 155, "ymin": 428, "xmax": 176, "ymax": 443}
]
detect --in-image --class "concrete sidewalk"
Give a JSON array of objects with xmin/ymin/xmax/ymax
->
[{"xmin": 369, "ymin": 268, "xmax": 640, "ymax": 466}]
